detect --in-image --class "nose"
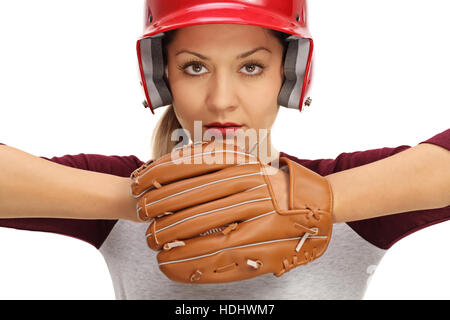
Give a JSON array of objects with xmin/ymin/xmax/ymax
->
[{"xmin": 205, "ymin": 71, "xmax": 239, "ymax": 114}]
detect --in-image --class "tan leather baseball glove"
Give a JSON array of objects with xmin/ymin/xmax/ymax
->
[{"xmin": 130, "ymin": 140, "xmax": 334, "ymax": 283}]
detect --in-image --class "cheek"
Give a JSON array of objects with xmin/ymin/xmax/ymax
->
[
  {"xmin": 249, "ymin": 102, "xmax": 278, "ymax": 129},
  {"xmin": 171, "ymin": 81, "xmax": 204, "ymax": 120},
  {"xmin": 171, "ymin": 80, "xmax": 202, "ymax": 105},
  {"xmin": 245, "ymin": 79, "xmax": 280, "ymax": 128},
  {"xmin": 173, "ymin": 104, "xmax": 196, "ymax": 131}
]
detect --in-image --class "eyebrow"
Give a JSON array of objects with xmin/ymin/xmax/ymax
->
[{"xmin": 175, "ymin": 47, "xmax": 272, "ymax": 60}]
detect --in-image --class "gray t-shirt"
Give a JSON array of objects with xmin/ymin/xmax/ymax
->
[{"xmin": 100, "ymin": 219, "xmax": 384, "ymax": 299}]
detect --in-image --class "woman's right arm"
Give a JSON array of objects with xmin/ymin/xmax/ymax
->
[{"xmin": 0, "ymin": 144, "xmax": 139, "ymax": 221}]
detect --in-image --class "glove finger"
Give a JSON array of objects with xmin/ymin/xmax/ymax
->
[
  {"xmin": 145, "ymin": 181, "xmax": 274, "ymax": 250},
  {"xmin": 159, "ymin": 240, "xmax": 301, "ymax": 283},
  {"xmin": 156, "ymin": 209, "xmax": 332, "ymax": 283},
  {"xmin": 131, "ymin": 140, "xmax": 257, "ymax": 198},
  {"xmin": 136, "ymin": 162, "xmax": 264, "ymax": 221}
]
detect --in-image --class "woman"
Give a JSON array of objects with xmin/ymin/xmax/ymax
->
[{"xmin": 0, "ymin": 0, "xmax": 449, "ymax": 299}]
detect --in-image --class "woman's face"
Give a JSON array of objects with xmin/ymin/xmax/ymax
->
[{"xmin": 166, "ymin": 23, "xmax": 284, "ymax": 151}]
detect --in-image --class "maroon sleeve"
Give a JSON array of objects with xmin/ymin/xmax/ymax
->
[
  {"xmin": 281, "ymin": 128, "xmax": 450, "ymax": 250},
  {"xmin": 0, "ymin": 148, "xmax": 145, "ymax": 249},
  {"xmin": 418, "ymin": 128, "xmax": 450, "ymax": 150}
]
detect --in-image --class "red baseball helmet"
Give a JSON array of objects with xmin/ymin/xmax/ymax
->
[{"xmin": 137, "ymin": 0, "xmax": 314, "ymax": 114}]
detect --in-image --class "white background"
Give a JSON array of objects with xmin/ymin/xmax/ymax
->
[{"xmin": 0, "ymin": 0, "xmax": 448, "ymax": 299}]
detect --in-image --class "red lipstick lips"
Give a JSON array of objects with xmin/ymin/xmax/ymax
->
[
  {"xmin": 204, "ymin": 122, "xmax": 243, "ymax": 135},
  {"xmin": 204, "ymin": 122, "xmax": 242, "ymax": 127}
]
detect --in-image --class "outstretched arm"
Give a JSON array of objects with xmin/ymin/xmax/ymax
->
[
  {"xmin": 326, "ymin": 142, "xmax": 450, "ymax": 223},
  {"xmin": 0, "ymin": 144, "xmax": 138, "ymax": 222}
]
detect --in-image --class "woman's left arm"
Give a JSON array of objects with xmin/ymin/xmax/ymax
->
[{"xmin": 326, "ymin": 143, "xmax": 450, "ymax": 223}]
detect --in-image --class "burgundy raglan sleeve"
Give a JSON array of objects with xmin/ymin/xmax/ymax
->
[
  {"xmin": 0, "ymin": 143, "xmax": 145, "ymax": 249},
  {"xmin": 281, "ymin": 129, "xmax": 450, "ymax": 250}
]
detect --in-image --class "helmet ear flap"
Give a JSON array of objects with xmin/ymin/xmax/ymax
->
[
  {"xmin": 137, "ymin": 32, "xmax": 173, "ymax": 113},
  {"xmin": 278, "ymin": 36, "xmax": 313, "ymax": 111}
]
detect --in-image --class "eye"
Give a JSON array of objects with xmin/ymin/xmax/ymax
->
[
  {"xmin": 240, "ymin": 63, "xmax": 265, "ymax": 76},
  {"xmin": 179, "ymin": 61, "xmax": 209, "ymax": 76}
]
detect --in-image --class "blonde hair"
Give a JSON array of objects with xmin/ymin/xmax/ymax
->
[
  {"xmin": 150, "ymin": 28, "xmax": 289, "ymax": 160},
  {"xmin": 150, "ymin": 104, "xmax": 182, "ymax": 159}
]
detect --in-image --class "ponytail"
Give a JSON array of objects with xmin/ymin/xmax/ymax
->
[{"xmin": 150, "ymin": 105, "xmax": 183, "ymax": 159}]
